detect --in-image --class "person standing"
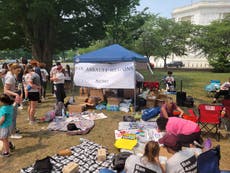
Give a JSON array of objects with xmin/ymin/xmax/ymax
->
[
  {"xmin": 50, "ymin": 65, "xmax": 66, "ymax": 103},
  {"xmin": 4, "ymin": 63, "xmax": 22, "ymax": 139},
  {"xmin": 135, "ymin": 71, "xmax": 144, "ymax": 93},
  {"xmin": 50, "ymin": 62, "xmax": 61, "ymax": 97},
  {"xmin": 39, "ymin": 62, "xmax": 49, "ymax": 101},
  {"xmin": 24, "ymin": 65, "xmax": 41, "ymax": 124},
  {"xmin": 64, "ymin": 64, "xmax": 72, "ymax": 92},
  {"xmin": 0, "ymin": 63, "xmax": 9, "ymax": 86},
  {"xmin": 0, "ymin": 94, "xmax": 14, "ymax": 157},
  {"xmin": 30, "ymin": 60, "xmax": 43, "ymax": 102}
]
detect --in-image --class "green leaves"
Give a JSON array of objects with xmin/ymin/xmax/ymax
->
[
  {"xmin": 192, "ymin": 16, "xmax": 230, "ymax": 72},
  {"xmin": 134, "ymin": 16, "xmax": 192, "ymax": 67}
]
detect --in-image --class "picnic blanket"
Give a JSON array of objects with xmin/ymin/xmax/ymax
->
[
  {"xmin": 116, "ymin": 121, "xmax": 164, "ymax": 145},
  {"xmin": 47, "ymin": 116, "xmax": 95, "ymax": 132},
  {"xmin": 21, "ymin": 138, "xmax": 115, "ymax": 173},
  {"xmin": 118, "ymin": 121, "xmax": 158, "ymax": 130}
]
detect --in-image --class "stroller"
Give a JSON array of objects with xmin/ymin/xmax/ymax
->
[{"xmin": 205, "ymin": 80, "xmax": 221, "ymax": 97}]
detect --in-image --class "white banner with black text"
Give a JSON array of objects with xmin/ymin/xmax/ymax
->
[{"xmin": 74, "ymin": 62, "xmax": 135, "ymax": 89}]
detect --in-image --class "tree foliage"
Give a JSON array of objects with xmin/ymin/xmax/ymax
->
[
  {"xmin": 133, "ymin": 15, "xmax": 193, "ymax": 67},
  {"xmin": 0, "ymin": 0, "xmax": 139, "ymax": 68},
  {"xmin": 192, "ymin": 16, "xmax": 230, "ymax": 72}
]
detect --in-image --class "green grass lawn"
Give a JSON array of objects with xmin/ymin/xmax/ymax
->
[
  {"xmin": 140, "ymin": 69, "xmax": 229, "ymax": 104},
  {"xmin": 0, "ymin": 70, "xmax": 230, "ymax": 172}
]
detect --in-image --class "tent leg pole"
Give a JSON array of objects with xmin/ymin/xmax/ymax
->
[{"xmin": 134, "ymin": 61, "xmax": 136, "ymax": 115}]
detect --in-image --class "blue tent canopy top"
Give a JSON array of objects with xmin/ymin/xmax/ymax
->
[{"xmin": 74, "ymin": 44, "xmax": 148, "ymax": 63}]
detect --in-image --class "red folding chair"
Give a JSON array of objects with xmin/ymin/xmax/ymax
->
[
  {"xmin": 183, "ymin": 109, "xmax": 198, "ymax": 123},
  {"xmin": 198, "ymin": 104, "xmax": 223, "ymax": 141}
]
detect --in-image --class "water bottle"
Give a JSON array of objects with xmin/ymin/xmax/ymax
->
[{"xmin": 62, "ymin": 108, "xmax": 65, "ymax": 117}]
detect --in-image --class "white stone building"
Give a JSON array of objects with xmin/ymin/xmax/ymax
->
[{"xmin": 151, "ymin": 0, "xmax": 230, "ymax": 68}]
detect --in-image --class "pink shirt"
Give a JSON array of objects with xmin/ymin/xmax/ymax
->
[{"xmin": 166, "ymin": 117, "xmax": 200, "ymax": 135}]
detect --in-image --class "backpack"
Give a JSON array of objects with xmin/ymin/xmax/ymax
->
[
  {"xmin": 33, "ymin": 156, "xmax": 53, "ymax": 173},
  {"xmin": 142, "ymin": 107, "xmax": 161, "ymax": 121},
  {"xmin": 67, "ymin": 123, "xmax": 80, "ymax": 131},
  {"xmin": 112, "ymin": 152, "xmax": 132, "ymax": 172},
  {"xmin": 184, "ymin": 96, "xmax": 194, "ymax": 108}
]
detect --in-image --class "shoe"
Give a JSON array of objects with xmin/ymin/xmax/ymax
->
[
  {"xmin": 0, "ymin": 152, "xmax": 10, "ymax": 157},
  {"xmin": 15, "ymin": 129, "xmax": 20, "ymax": 134},
  {"xmin": 10, "ymin": 134, "xmax": 22, "ymax": 139},
  {"xmin": 22, "ymin": 98, "xmax": 29, "ymax": 103},
  {"xmin": 9, "ymin": 142, "xmax": 15, "ymax": 151},
  {"xmin": 29, "ymin": 121, "xmax": 37, "ymax": 125}
]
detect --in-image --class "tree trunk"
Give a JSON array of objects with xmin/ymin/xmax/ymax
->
[
  {"xmin": 30, "ymin": 20, "xmax": 55, "ymax": 71},
  {"xmin": 32, "ymin": 43, "xmax": 53, "ymax": 71},
  {"xmin": 163, "ymin": 56, "xmax": 167, "ymax": 68}
]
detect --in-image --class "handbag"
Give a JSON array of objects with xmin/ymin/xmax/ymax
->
[{"xmin": 33, "ymin": 156, "xmax": 54, "ymax": 173}]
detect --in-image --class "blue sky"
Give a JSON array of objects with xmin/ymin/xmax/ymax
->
[{"xmin": 137, "ymin": 0, "xmax": 200, "ymax": 18}]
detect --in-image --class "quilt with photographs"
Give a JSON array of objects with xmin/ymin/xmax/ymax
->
[{"xmin": 20, "ymin": 139, "xmax": 115, "ymax": 173}]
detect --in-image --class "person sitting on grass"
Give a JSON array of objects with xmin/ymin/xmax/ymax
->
[
  {"xmin": 124, "ymin": 141, "xmax": 165, "ymax": 173},
  {"xmin": 156, "ymin": 116, "xmax": 202, "ymax": 147},
  {"xmin": 213, "ymin": 77, "xmax": 230, "ymax": 103},
  {"xmin": 160, "ymin": 97, "xmax": 184, "ymax": 119},
  {"xmin": 164, "ymin": 71, "xmax": 176, "ymax": 92},
  {"xmin": 159, "ymin": 133, "xmax": 197, "ymax": 173},
  {"xmin": 0, "ymin": 94, "xmax": 14, "ymax": 157}
]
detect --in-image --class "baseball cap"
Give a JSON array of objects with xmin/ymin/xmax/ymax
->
[{"xmin": 159, "ymin": 133, "xmax": 179, "ymax": 148}]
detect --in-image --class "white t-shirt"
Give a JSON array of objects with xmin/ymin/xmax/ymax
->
[
  {"xmin": 40, "ymin": 68, "xmax": 49, "ymax": 82},
  {"xmin": 24, "ymin": 72, "xmax": 40, "ymax": 92},
  {"xmin": 165, "ymin": 76, "xmax": 175, "ymax": 84},
  {"xmin": 4, "ymin": 71, "xmax": 17, "ymax": 92},
  {"xmin": 166, "ymin": 149, "xmax": 197, "ymax": 173},
  {"xmin": 54, "ymin": 71, "xmax": 65, "ymax": 84},
  {"xmin": 125, "ymin": 155, "xmax": 162, "ymax": 173}
]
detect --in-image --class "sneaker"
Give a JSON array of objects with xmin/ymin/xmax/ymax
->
[
  {"xmin": 0, "ymin": 152, "xmax": 10, "ymax": 157},
  {"xmin": 29, "ymin": 121, "xmax": 37, "ymax": 125},
  {"xmin": 22, "ymin": 98, "xmax": 29, "ymax": 103},
  {"xmin": 15, "ymin": 129, "xmax": 20, "ymax": 134},
  {"xmin": 9, "ymin": 142, "xmax": 15, "ymax": 151},
  {"xmin": 10, "ymin": 134, "xmax": 22, "ymax": 139}
]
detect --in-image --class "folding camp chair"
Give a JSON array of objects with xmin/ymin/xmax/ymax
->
[
  {"xmin": 197, "ymin": 145, "xmax": 220, "ymax": 173},
  {"xmin": 198, "ymin": 104, "xmax": 223, "ymax": 141}
]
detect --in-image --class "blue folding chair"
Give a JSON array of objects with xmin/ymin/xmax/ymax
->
[{"xmin": 197, "ymin": 145, "xmax": 221, "ymax": 173}]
